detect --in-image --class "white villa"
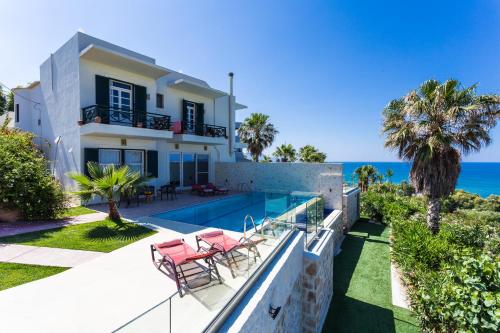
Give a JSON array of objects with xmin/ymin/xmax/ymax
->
[
  {"xmin": 3, "ymin": 32, "xmax": 362, "ymax": 333},
  {"xmin": 12, "ymin": 32, "xmax": 247, "ymax": 189}
]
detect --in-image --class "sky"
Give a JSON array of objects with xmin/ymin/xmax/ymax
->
[{"xmin": 1, "ymin": 0, "xmax": 499, "ymax": 161}]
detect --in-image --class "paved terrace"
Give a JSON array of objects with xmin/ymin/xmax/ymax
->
[{"xmin": 0, "ymin": 193, "xmax": 283, "ymax": 333}]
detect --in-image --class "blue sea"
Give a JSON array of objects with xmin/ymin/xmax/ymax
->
[{"xmin": 339, "ymin": 162, "xmax": 500, "ymax": 197}]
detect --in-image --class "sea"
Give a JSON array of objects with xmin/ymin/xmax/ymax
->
[{"xmin": 339, "ymin": 162, "xmax": 500, "ymax": 197}]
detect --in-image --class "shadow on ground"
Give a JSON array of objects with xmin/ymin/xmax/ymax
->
[{"xmin": 322, "ymin": 220, "xmax": 420, "ymax": 333}]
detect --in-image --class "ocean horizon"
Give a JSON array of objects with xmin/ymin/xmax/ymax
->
[{"xmin": 336, "ymin": 162, "xmax": 500, "ymax": 197}]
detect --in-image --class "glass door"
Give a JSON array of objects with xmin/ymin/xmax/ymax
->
[
  {"xmin": 196, "ymin": 154, "xmax": 209, "ymax": 185},
  {"xmin": 169, "ymin": 153, "xmax": 181, "ymax": 187},
  {"xmin": 169, "ymin": 152, "xmax": 210, "ymax": 188},
  {"xmin": 182, "ymin": 153, "xmax": 196, "ymax": 187},
  {"xmin": 185, "ymin": 102, "xmax": 196, "ymax": 133},
  {"xmin": 110, "ymin": 80, "xmax": 132, "ymax": 125}
]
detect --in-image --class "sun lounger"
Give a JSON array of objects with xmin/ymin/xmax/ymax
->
[
  {"xmin": 191, "ymin": 184, "xmax": 214, "ymax": 196},
  {"xmin": 207, "ymin": 183, "xmax": 229, "ymax": 194},
  {"xmin": 196, "ymin": 230, "xmax": 265, "ymax": 276},
  {"xmin": 150, "ymin": 239, "xmax": 222, "ymax": 295}
]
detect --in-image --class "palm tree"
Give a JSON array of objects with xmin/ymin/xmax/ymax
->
[
  {"xmin": 273, "ymin": 143, "xmax": 297, "ymax": 162},
  {"xmin": 385, "ymin": 168, "xmax": 394, "ymax": 183},
  {"xmin": 383, "ymin": 79, "xmax": 499, "ymax": 234},
  {"xmin": 261, "ymin": 155, "xmax": 273, "ymax": 163},
  {"xmin": 238, "ymin": 113, "xmax": 278, "ymax": 162},
  {"xmin": 298, "ymin": 145, "xmax": 327, "ymax": 163},
  {"xmin": 355, "ymin": 165, "xmax": 378, "ymax": 191},
  {"xmin": 68, "ymin": 162, "xmax": 146, "ymax": 222}
]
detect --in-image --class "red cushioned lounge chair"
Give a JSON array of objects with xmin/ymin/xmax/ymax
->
[
  {"xmin": 150, "ymin": 239, "xmax": 222, "ymax": 295},
  {"xmin": 196, "ymin": 230, "xmax": 265, "ymax": 276},
  {"xmin": 207, "ymin": 183, "xmax": 229, "ymax": 194},
  {"xmin": 191, "ymin": 184, "xmax": 214, "ymax": 196}
]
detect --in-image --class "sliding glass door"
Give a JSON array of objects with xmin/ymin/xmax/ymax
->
[{"xmin": 169, "ymin": 152, "xmax": 210, "ymax": 188}]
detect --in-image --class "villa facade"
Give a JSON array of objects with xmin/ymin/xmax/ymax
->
[{"xmin": 12, "ymin": 32, "xmax": 246, "ymax": 189}]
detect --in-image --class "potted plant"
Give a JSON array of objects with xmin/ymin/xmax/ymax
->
[
  {"xmin": 77, "ymin": 120, "xmax": 84, "ymax": 126},
  {"xmin": 94, "ymin": 116, "xmax": 102, "ymax": 123},
  {"xmin": 136, "ymin": 122, "xmax": 143, "ymax": 128}
]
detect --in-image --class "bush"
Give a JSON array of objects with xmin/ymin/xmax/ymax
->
[
  {"xmin": 0, "ymin": 127, "xmax": 66, "ymax": 220},
  {"xmin": 362, "ymin": 187, "xmax": 500, "ymax": 332}
]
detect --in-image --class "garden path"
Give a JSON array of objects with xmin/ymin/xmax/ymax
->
[{"xmin": 0, "ymin": 243, "xmax": 103, "ymax": 267}]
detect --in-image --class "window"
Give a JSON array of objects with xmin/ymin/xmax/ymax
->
[
  {"xmin": 110, "ymin": 80, "xmax": 132, "ymax": 124},
  {"xmin": 99, "ymin": 149, "xmax": 121, "ymax": 168},
  {"xmin": 169, "ymin": 152, "xmax": 210, "ymax": 187},
  {"xmin": 156, "ymin": 94, "xmax": 164, "ymax": 108},
  {"xmin": 124, "ymin": 150, "xmax": 144, "ymax": 175},
  {"xmin": 186, "ymin": 101, "xmax": 196, "ymax": 132},
  {"xmin": 196, "ymin": 154, "xmax": 209, "ymax": 185},
  {"xmin": 15, "ymin": 104, "xmax": 19, "ymax": 122}
]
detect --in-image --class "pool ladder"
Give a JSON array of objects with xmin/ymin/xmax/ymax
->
[
  {"xmin": 243, "ymin": 214, "xmax": 258, "ymax": 239},
  {"xmin": 237, "ymin": 182, "xmax": 252, "ymax": 192}
]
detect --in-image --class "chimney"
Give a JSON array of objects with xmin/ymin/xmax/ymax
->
[{"xmin": 228, "ymin": 72, "xmax": 234, "ymax": 157}]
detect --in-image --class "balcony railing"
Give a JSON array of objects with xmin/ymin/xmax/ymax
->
[
  {"xmin": 180, "ymin": 121, "xmax": 227, "ymax": 138},
  {"xmin": 81, "ymin": 105, "xmax": 171, "ymax": 131}
]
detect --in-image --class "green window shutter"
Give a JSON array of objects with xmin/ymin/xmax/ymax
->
[
  {"xmin": 134, "ymin": 85, "xmax": 147, "ymax": 125},
  {"xmin": 182, "ymin": 99, "xmax": 188, "ymax": 122},
  {"xmin": 195, "ymin": 103, "xmax": 204, "ymax": 135},
  {"xmin": 146, "ymin": 150, "xmax": 158, "ymax": 178},
  {"xmin": 83, "ymin": 148, "xmax": 99, "ymax": 176},
  {"xmin": 95, "ymin": 75, "xmax": 109, "ymax": 124}
]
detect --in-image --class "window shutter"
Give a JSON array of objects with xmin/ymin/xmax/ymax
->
[
  {"xmin": 182, "ymin": 99, "xmax": 188, "ymax": 122},
  {"xmin": 83, "ymin": 148, "xmax": 99, "ymax": 176},
  {"xmin": 134, "ymin": 85, "xmax": 147, "ymax": 125},
  {"xmin": 146, "ymin": 150, "xmax": 158, "ymax": 178},
  {"xmin": 195, "ymin": 103, "xmax": 204, "ymax": 136},
  {"xmin": 95, "ymin": 75, "xmax": 110, "ymax": 124}
]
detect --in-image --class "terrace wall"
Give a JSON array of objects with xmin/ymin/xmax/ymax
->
[
  {"xmin": 343, "ymin": 187, "xmax": 361, "ymax": 230},
  {"xmin": 215, "ymin": 162, "xmax": 343, "ymax": 210}
]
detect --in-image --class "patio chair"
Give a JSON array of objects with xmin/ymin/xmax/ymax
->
[
  {"xmin": 157, "ymin": 184, "xmax": 176, "ymax": 200},
  {"xmin": 196, "ymin": 230, "xmax": 265, "ymax": 276},
  {"xmin": 150, "ymin": 239, "xmax": 222, "ymax": 296},
  {"xmin": 192, "ymin": 184, "xmax": 214, "ymax": 196},
  {"xmin": 207, "ymin": 183, "xmax": 229, "ymax": 194},
  {"xmin": 136, "ymin": 185, "xmax": 155, "ymax": 205}
]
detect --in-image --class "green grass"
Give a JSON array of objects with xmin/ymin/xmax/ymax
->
[
  {"xmin": 322, "ymin": 219, "xmax": 420, "ymax": 333},
  {"xmin": 0, "ymin": 219, "xmax": 156, "ymax": 253},
  {"xmin": 0, "ymin": 262, "xmax": 68, "ymax": 291},
  {"xmin": 59, "ymin": 206, "xmax": 96, "ymax": 218}
]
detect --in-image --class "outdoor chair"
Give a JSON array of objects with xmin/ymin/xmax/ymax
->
[
  {"xmin": 191, "ymin": 184, "xmax": 214, "ymax": 196},
  {"xmin": 207, "ymin": 183, "xmax": 228, "ymax": 194},
  {"xmin": 196, "ymin": 230, "xmax": 265, "ymax": 277},
  {"xmin": 150, "ymin": 239, "xmax": 222, "ymax": 296},
  {"xmin": 136, "ymin": 185, "xmax": 155, "ymax": 205},
  {"xmin": 157, "ymin": 184, "xmax": 176, "ymax": 200}
]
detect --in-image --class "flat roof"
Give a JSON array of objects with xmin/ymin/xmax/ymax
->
[
  {"xmin": 80, "ymin": 44, "xmax": 171, "ymax": 79},
  {"xmin": 168, "ymin": 78, "xmax": 227, "ymax": 99}
]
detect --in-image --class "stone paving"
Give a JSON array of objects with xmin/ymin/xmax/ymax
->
[
  {"xmin": 0, "ymin": 243, "xmax": 103, "ymax": 267},
  {"xmin": 0, "ymin": 212, "xmax": 108, "ymax": 238}
]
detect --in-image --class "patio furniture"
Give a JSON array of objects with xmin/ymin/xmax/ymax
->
[
  {"xmin": 192, "ymin": 184, "xmax": 214, "ymax": 196},
  {"xmin": 150, "ymin": 239, "xmax": 222, "ymax": 296},
  {"xmin": 157, "ymin": 184, "xmax": 176, "ymax": 201},
  {"xmin": 207, "ymin": 183, "xmax": 229, "ymax": 194},
  {"xmin": 196, "ymin": 230, "xmax": 265, "ymax": 276},
  {"xmin": 136, "ymin": 185, "xmax": 155, "ymax": 205}
]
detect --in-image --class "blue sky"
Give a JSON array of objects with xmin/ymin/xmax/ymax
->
[{"xmin": 1, "ymin": 0, "xmax": 499, "ymax": 161}]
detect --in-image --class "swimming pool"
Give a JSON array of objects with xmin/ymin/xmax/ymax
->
[{"xmin": 152, "ymin": 192, "xmax": 318, "ymax": 232}]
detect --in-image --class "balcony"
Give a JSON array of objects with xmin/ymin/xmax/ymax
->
[
  {"xmin": 79, "ymin": 105, "xmax": 174, "ymax": 140},
  {"xmin": 172, "ymin": 121, "xmax": 228, "ymax": 145}
]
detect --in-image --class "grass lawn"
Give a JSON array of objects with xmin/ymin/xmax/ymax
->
[
  {"xmin": 0, "ymin": 262, "xmax": 68, "ymax": 291},
  {"xmin": 322, "ymin": 219, "xmax": 420, "ymax": 333},
  {"xmin": 0, "ymin": 219, "xmax": 156, "ymax": 253},
  {"xmin": 59, "ymin": 206, "xmax": 96, "ymax": 218}
]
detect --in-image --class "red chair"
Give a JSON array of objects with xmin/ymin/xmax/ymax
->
[
  {"xmin": 196, "ymin": 230, "xmax": 265, "ymax": 276},
  {"xmin": 207, "ymin": 183, "xmax": 229, "ymax": 194},
  {"xmin": 191, "ymin": 184, "xmax": 214, "ymax": 196},
  {"xmin": 150, "ymin": 239, "xmax": 222, "ymax": 295}
]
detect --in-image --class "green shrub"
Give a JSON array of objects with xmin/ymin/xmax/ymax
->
[
  {"xmin": 442, "ymin": 190, "xmax": 500, "ymax": 213},
  {"xmin": 360, "ymin": 190, "xmax": 386, "ymax": 222},
  {"xmin": 0, "ymin": 127, "xmax": 66, "ymax": 220}
]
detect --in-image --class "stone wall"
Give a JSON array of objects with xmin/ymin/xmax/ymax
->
[
  {"xmin": 215, "ymin": 162, "xmax": 343, "ymax": 210},
  {"xmin": 302, "ymin": 230, "xmax": 335, "ymax": 333},
  {"xmin": 220, "ymin": 232, "xmax": 305, "ymax": 333},
  {"xmin": 342, "ymin": 188, "xmax": 361, "ymax": 230}
]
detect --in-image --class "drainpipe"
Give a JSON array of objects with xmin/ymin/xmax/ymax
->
[{"xmin": 228, "ymin": 72, "xmax": 234, "ymax": 158}]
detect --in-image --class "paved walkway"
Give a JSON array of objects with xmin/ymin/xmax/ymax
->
[
  {"xmin": 391, "ymin": 262, "xmax": 410, "ymax": 309},
  {"xmin": 0, "ymin": 212, "xmax": 108, "ymax": 238},
  {"xmin": 0, "ymin": 243, "xmax": 103, "ymax": 267}
]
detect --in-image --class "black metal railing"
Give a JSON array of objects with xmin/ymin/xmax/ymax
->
[
  {"xmin": 81, "ymin": 105, "xmax": 171, "ymax": 131},
  {"xmin": 181, "ymin": 121, "xmax": 227, "ymax": 138}
]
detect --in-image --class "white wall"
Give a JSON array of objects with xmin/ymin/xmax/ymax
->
[{"xmin": 215, "ymin": 162, "xmax": 344, "ymax": 210}]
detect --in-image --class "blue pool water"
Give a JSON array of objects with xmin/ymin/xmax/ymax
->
[
  {"xmin": 341, "ymin": 162, "xmax": 500, "ymax": 197},
  {"xmin": 153, "ymin": 192, "xmax": 316, "ymax": 232}
]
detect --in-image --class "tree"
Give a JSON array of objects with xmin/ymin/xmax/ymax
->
[
  {"xmin": 273, "ymin": 143, "xmax": 297, "ymax": 162},
  {"xmin": 261, "ymin": 155, "xmax": 273, "ymax": 163},
  {"xmin": 385, "ymin": 168, "xmax": 394, "ymax": 183},
  {"xmin": 0, "ymin": 88, "xmax": 6, "ymax": 116},
  {"xmin": 298, "ymin": 145, "xmax": 327, "ymax": 163},
  {"xmin": 68, "ymin": 162, "xmax": 146, "ymax": 222},
  {"xmin": 238, "ymin": 113, "xmax": 278, "ymax": 162},
  {"xmin": 6, "ymin": 91, "xmax": 14, "ymax": 112},
  {"xmin": 355, "ymin": 165, "xmax": 378, "ymax": 192},
  {"xmin": 383, "ymin": 79, "xmax": 499, "ymax": 234}
]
